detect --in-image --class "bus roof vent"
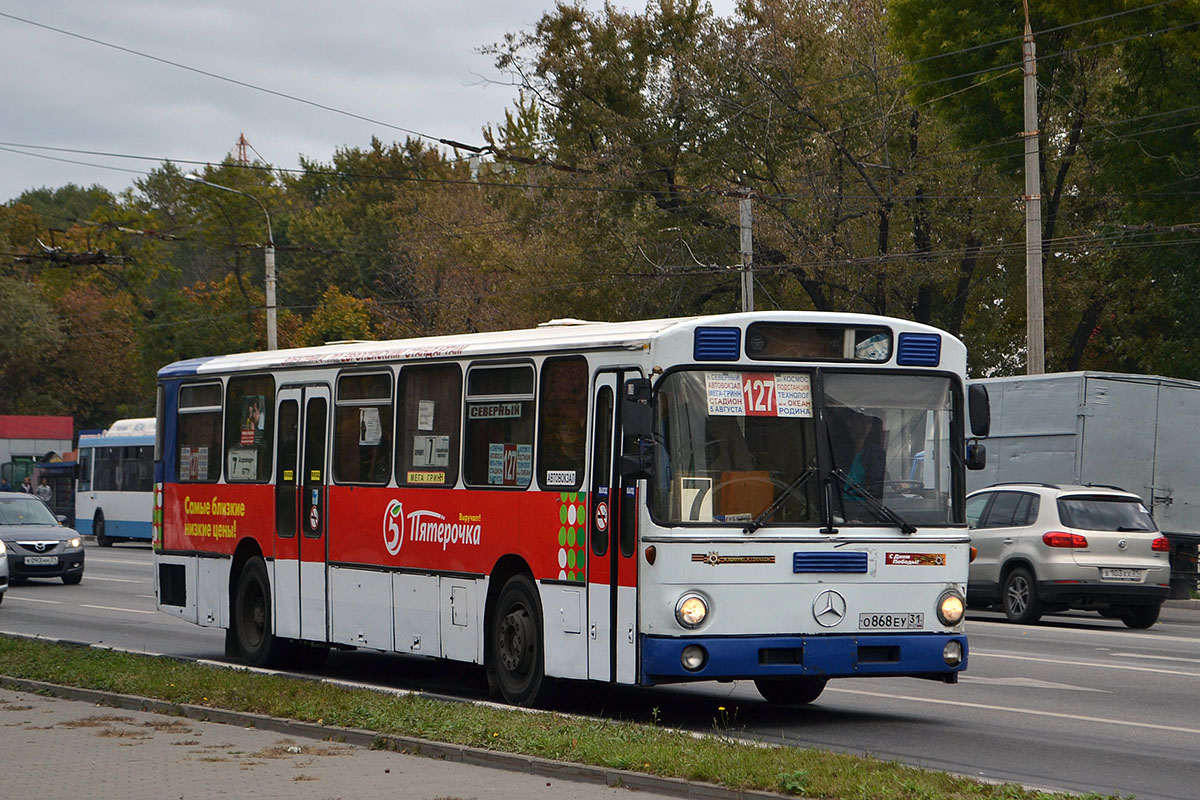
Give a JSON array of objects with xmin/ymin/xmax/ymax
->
[
  {"xmin": 538, "ymin": 318, "xmax": 598, "ymax": 327},
  {"xmin": 693, "ymin": 326, "xmax": 741, "ymax": 361},
  {"xmin": 896, "ymin": 332, "xmax": 941, "ymax": 366}
]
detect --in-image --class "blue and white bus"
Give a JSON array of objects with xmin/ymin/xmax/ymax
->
[{"xmin": 76, "ymin": 417, "xmax": 155, "ymax": 546}]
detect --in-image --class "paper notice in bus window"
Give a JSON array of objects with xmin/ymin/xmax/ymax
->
[
  {"xmin": 705, "ymin": 372, "xmax": 746, "ymax": 416},
  {"xmin": 227, "ymin": 447, "xmax": 258, "ymax": 480},
  {"xmin": 774, "ymin": 373, "xmax": 812, "ymax": 417},
  {"xmin": 407, "ymin": 471, "xmax": 446, "ymax": 484},
  {"xmin": 488, "ymin": 443, "xmax": 533, "ymax": 485},
  {"xmin": 412, "ymin": 434, "xmax": 450, "ymax": 467},
  {"xmin": 418, "ymin": 400, "xmax": 435, "ymax": 431},
  {"xmin": 179, "ymin": 446, "xmax": 208, "ymax": 480},
  {"xmin": 359, "ymin": 407, "xmax": 382, "ymax": 446}
]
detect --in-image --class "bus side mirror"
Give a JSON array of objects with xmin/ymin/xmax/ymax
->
[
  {"xmin": 968, "ymin": 384, "xmax": 991, "ymax": 438},
  {"xmin": 966, "ymin": 440, "xmax": 987, "ymax": 471}
]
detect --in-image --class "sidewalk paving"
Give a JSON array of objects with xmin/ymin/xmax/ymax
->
[{"xmin": 0, "ymin": 680, "xmax": 777, "ymax": 800}]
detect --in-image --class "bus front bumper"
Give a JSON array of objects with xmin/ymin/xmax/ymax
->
[{"xmin": 640, "ymin": 632, "xmax": 968, "ymax": 685}]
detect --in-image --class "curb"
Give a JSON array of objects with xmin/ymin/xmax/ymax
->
[
  {"xmin": 1163, "ymin": 598, "xmax": 1200, "ymax": 610},
  {"xmin": 0, "ymin": 676, "xmax": 790, "ymax": 800}
]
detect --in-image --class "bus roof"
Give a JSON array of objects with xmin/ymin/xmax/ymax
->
[
  {"xmin": 157, "ymin": 311, "xmax": 959, "ymax": 379},
  {"xmin": 78, "ymin": 417, "xmax": 155, "ymax": 446}
]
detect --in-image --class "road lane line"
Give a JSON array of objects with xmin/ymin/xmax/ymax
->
[
  {"xmin": 828, "ymin": 686, "xmax": 1200, "ymax": 736},
  {"xmin": 971, "ymin": 649, "xmax": 1200, "ymax": 678},
  {"xmin": 3, "ymin": 595, "xmax": 62, "ymax": 604},
  {"xmin": 79, "ymin": 576, "xmax": 143, "ymax": 583},
  {"xmin": 1109, "ymin": 652, "xmax": 1200, "ymax": 665},
  {"xmin": 79, "ymin": 604, "xmax": 157, "ymax": 615}
]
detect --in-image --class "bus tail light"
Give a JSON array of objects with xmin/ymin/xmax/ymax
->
[{"xmin": 936, "ymin": 590, "xmax": 965, "ymax": 626}]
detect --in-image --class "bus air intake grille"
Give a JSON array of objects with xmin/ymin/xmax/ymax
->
[
  {"xmin": 693, "ymin": 327, "xmax": 742, "ymax": 361},
  {"xmin": 793, "ymin": 551, "xmax": 869, "ymax": 573},
  {"xmin": 896, "ymin": 332, "xmax": 941, "ymax": 366}
]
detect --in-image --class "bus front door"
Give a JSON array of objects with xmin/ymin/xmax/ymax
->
[
  {"xmin": 273, "ymin": 385, "xmax": 331, "ymax": 644},
  {"xmin": 587, "ymin": 370, "xmax": 639, "ymax": 684}
]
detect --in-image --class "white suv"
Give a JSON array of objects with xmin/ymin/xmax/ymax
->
[{"xmin": 966, "ymin": 483, "xmax": 1171, "ymax": 628}]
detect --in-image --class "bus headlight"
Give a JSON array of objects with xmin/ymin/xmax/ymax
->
[
  {"xmin": 936, "ymin": 590, "xmax": 965, "ymax": 626},
  {"xmin": 675, "ymin": 593, "xmax": 709, "ymax": 629}
]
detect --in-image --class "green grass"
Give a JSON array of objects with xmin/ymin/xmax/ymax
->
[{"xmin": 0, "ymin": 635, "xmax": 1119, "ymax": 800}]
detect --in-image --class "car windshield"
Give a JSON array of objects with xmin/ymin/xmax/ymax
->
[
  {"xmin": 0, "ymin": 495, "xmax": 60, "ymax": 526},
  {"xmin": 648, "ymin": 369, "xmax": 961, "ymax": 527},
  {"xmin": 1058, "ymin": 496, "xmax": 1157, "ymax": 531}
]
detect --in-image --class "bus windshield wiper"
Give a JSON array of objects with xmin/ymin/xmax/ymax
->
[
  {"xmin": 743, "ymin": 468, "xmax": 816, "ymax": 534},
  {"xmin": 830, "ymin": 468, "xmax": 918, "ymax": 534}
]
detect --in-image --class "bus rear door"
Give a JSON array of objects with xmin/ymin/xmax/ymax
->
[{"xmin": 273, "ymin": 384, "xmax": 331, "ymax": 643}]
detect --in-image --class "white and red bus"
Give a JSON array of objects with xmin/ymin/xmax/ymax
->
[{"xmin": 153, "ymin": 312, "xmax": 990, "ymax": 706}]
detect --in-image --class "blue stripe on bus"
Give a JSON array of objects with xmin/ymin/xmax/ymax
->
[
  {"xmin": 77, "ymin": 436, "xmax": 154, "ymax": 449},
  {"xmin": 639, "ymin": 632, "xmax": 966, "ymax": 684},
  {"xmin": 156, "ymin": 355, "xmax": 221, "ymax": 377}
]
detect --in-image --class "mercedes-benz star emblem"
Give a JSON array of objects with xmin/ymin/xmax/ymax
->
[{"xmin": 812, "ymin": 589, "xmax": 847, "ymax": 628}]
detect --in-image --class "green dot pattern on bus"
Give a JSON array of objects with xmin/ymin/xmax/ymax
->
[{"xmin": 557, "ymin": 492, "xmax": 586, "ymax": 582}]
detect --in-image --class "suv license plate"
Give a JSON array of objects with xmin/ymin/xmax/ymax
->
[
  {"xmin": 859, "ymin": 612, "xmax": 923, "ymax": 630},
  {"xmin": 24, "ymin": 555, "xmax": 58, "ymax": 566},
  {"xmin": 1101, "ymin": 568, "xmax": 1142, "ymax": 581}
]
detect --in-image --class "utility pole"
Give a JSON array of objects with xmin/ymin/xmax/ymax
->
[
  {"xmin": 740, "ymin": 194, "xmax": 754, "ymax": 313},
  {"xmin": 1022, "ymin": 0, "xmax": 1045, "ymax": 374}
]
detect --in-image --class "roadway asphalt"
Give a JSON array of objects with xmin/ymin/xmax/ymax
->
[{"xmin": 3, "ymin": 599, "xmax": 1197, "ymax": 800}]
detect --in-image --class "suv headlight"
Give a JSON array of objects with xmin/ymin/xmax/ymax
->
[{"xmin": 937, "ymin": 589, "xmax": 965, "ymax": 626}]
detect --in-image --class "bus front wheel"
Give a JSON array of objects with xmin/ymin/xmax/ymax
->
[
  {"xmin": 94, "ymin": 512, "xmax": 111, "ymax": 547},
  {"xmin": 754, "ymin": 676, "xmax": 828, "ymax": 705},
  {"xmin": 489, "ymin": 574, "xmax": 554, "ymax": 707},
  {"xmin": 233, "ymin": 557, "xmax": 284, "ymax": 667}
]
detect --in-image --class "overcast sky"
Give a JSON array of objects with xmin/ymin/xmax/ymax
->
[{"xmin": 0, "ymin": 1, "xmax": 737, "ymax": 204}]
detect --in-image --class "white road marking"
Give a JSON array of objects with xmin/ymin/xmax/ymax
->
[
  {"xmin": 78, "ymin": 576, "xmax": 143, "ymax": 583},
  {"xmin": 972, "ymin": 649, "xmax": 1200, "ymax": 678},
  {"xmin": 1109, "ymin": 651, "xmax": 1200, "ymax": 665},
  {"xmin": 3, "ymin": 595, "xmax": 61, "ymax": 604},
  {"xmin": 828, "ymin": 686, "xmax": 1200, "ymax": 736},
  {"xmin": 959, "ymin": 676, "xmax": 1107, "ymax": 692},
  {"xmin": 79, "ymin": 604, "xmax": 157, "ymax": 615}
]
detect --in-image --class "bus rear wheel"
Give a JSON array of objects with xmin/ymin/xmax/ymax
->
[
  {"xmin": 489, "ymin": 574, "xmax": 553, "ymax": 707},
  {"xmin": 754, "ymin": 676, "xmax": 828, "ymax": 705},
  {"xmin": 94, "ymin": 512, "xmax": 112, "ymax": 547},
  {"xmin": 233, "ymin": 556, "xmax": 285, "ymax": 667}
]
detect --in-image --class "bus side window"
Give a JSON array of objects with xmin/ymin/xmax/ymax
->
[
  {"xmin": 77, "ymin": 449, "xmax": 92, "ymax": 493},
  {"xmin": 537, "ymin": 356, "xmax": 587, "ymax": 491},
  {"xmin": 396, "ymin": 364, "xmax": 463, "ymax": 487},
  {"xmin": 178, "ymin": 382, "xmax": 223, "ymax": 483},
  {"xmin": 463, "ymin": 364, "xmax": 535, "ymax": 488},
  {"xmin": 223, "ymin": 375, "xmax": 276, "ymax": 483},
  {"xmin": 334, "ymin": 372, "xmax": 393, "ymax": 485}
]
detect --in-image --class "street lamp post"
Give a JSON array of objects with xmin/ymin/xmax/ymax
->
[{"xmin": 184, "ymin": 173, "xmax": 277, "ymax": 350}]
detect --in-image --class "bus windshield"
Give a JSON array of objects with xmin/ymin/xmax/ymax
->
[{"xmin": 649, "ymin": 370, "xmax": 959, "ymax": 528}]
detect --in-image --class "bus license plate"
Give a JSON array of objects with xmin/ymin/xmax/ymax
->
[
  {"xmin": 1101, "ymin": 568, "xmax": 1142, "ymax": 582},
  {"xmin": 859, "ymin": 612, "xmax": 923, "ymax": 630},
  {"xmin": 24, "ymin": 556, "xmax": 58, "ymax": 566}
]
